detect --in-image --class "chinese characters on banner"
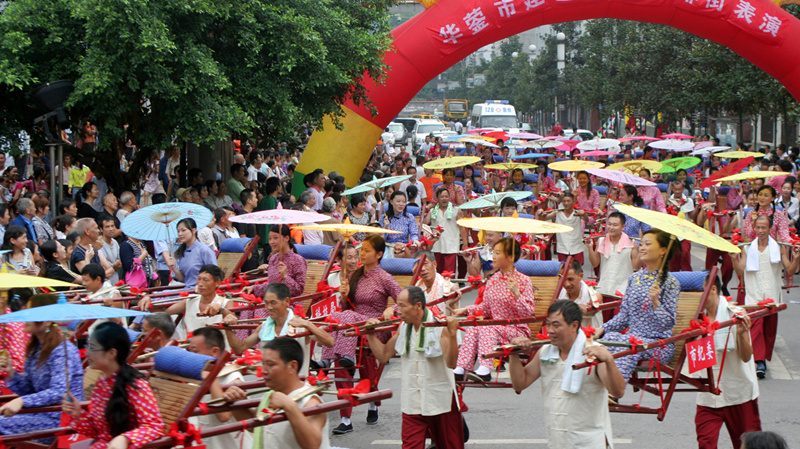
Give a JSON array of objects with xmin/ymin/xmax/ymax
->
[
  {"xmin": 686, "ymin": 335, "xmax": 718, "ymax": 374},
  {"xmin": 431, "ymin": 0, "xmax": 784, "ymax": 54},
  {"xmin": 311, "ymin": 296, "xmax": 337, "ymax": 320}
]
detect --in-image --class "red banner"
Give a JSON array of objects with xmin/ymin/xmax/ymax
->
[
  {"xmin": 686, "ymin": 335, "xmax": 717, "ymax": 374},
  {"xmin": 311, "ymin": 296, "xmax": 337, "ymax": 320}
]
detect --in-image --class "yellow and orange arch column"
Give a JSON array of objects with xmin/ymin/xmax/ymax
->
[{"xmin": 294, "ymin": 0, "xmax": 800, "ymax": 194}]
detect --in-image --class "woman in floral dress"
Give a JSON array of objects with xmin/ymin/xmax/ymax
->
[
  {"xmin": 594, "ymin": 229, "xmax": 680, "ymax": 384},
  {"xmin": 452, "ymin": 237, "xmax": 536, "ymax": 382}
]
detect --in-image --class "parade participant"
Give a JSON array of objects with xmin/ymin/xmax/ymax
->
[
  {"xmin": 508, "ymin": 300, "xmax": 625, "ymax": 449},
  {"xmin": 225, "ymin": 283, "xmax": 333, "ymax": 370},
  {"xmin": 164, "ymin": 218, "xmax": 216, "ymax": 289},
  {"xmin": 462, "ymin": 165, "xmax": 485, "ymax": 194},
  {"xmin": 138, "ymin": 265, "xmax": 237, "ymax": 339},
  {"xmin": 64, "ymin": 321, "xmax": 164, "ymax": 449},
  {"xmin": 466, "ymin": 230, "xmax": 503, "ymax": 278},
  {"xmin": 637, "ymin": 169, "xmax": 667, "ymax": 213},
  {"xmin": 539, "ymin": 193, "xmax": 589, "ymax": 264},
  {"xmin": 0, "ymin": 295, "xmax": 83, "ymax": 437},
  {"xmin": 594, "ymin": 229, "xmax": 680, "ymax": 384},
  {"xmin": 667, "ymin": 180, "xmax": 698, "ymax": 272},
  {"xmin": 188, "ymin": 327, "xmax": 253, "ymax": 449},
  {"xmin": 535, "ymin": 161, "xmax": 555, "ymax": 194},
  {"xmin": 505, "ymin": 169, "xmax": 533, "ymax": 200},
  {"xmin": 742, "ymin": 186, "xmax": 792, "ymax": 243},
  {"xmin": 316, "ymin": 235, "xmax": 401, "ymax": 432},
  {"xmin": 223, "ymin": 338, "xmax": 329, "ymax": 449},
  {"xmin": 573, "ymin": 171, "xmax": 600, "ymax": 213},
  {"xmin": 413, "ymin": 250, "xmax": 461, "ymax": 315},
  {"xmin": 423, "ymin": 187, "xmax": 468, "ymax": 274},
  {"xmin": 239, "ymin": 225, "xmax": 308, "ymax": 338},
  {"xmin": 452, "ymin": 238, "xmax": 536, "ymax": 382},
  {"xmin": 611, "ymin": 185, "xmax": 650, "ymax": 238},
  {"xmin": 366, "ymin": 286, "xmax": 464, "ymax": 449},
  {"xmin": 557, "ymin": 260, "xmax": 603, "ymax": 329},
  {"xmin": 399, "ymin": 166, "xmax": 427, "ymax": 204},
  {"xmin": 380, "ymin": 190, "xmax": 418, "ymax": 259},
  {"xmin": 140, "ymin": 312, "xmax": 176, "ymax": 351},
  {"xmin": 693, "ymin": 273, "xmax": 761, "ymax": 449},
  {"xmin": 741, "ymin": 431, "xmax": 789, "ymax": 449},
  {"xmin": 731, "ymin": 215, "xmax": 799, "ymax": 378},
  {"xmin": 81, "ymin": 263, "xmax": 122, "ymax": 309},
  {"xmin": 586, "ymin": 212, "xmax": 640, "ymax": 298},
  {"xmin": 440, "ymin": 168, "xmax": 466, "ymax": 206},
  {"xmin": 325, "ymin": 243, "xmax": 359, "ymax": 306},
  {"xmin": 0, "ymin": 290, "xmax": 27, "ymax": 393}
]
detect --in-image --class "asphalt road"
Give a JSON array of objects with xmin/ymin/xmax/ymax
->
[{"xmin": 320, "ymin": 244, "xmax": 800, "ymax": 448}]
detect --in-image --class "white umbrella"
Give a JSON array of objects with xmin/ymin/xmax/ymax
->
[
  {"xmin": 691, "ymin": 146, "xmax": 731, "ymax": 156},
  {"xmin": 649, "ymin": 140, "xmax": 695, "ymax": 151},
  {"xmin": 576, "ymin": 138, "xmax": 621, "ymax": 151},
  {"xmin": 460, "ymin": 138, "xmax": 500, "ymax": 148}
]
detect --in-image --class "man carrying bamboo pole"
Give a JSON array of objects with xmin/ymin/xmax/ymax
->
[
  {"xmin": 508, "ymin": 300, "xmax": 625, "ymax": 449},
  {"xmin": 365, "ymin": 286, "xmax": 464, "ymax": 449}
]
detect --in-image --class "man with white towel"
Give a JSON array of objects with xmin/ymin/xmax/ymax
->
[{"xmin": 508, "ymin": 300, "xmax": 625, "ymax": 449}]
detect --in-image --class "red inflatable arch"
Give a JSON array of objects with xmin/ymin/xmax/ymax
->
[{"xmin": 295, "ymin": 0, "xmax": 800, "ymax": 189}]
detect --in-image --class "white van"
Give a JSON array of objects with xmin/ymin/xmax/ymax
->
[{"xmin": 469, "ymin": 100, "xmax": 519, "ymax": 132}]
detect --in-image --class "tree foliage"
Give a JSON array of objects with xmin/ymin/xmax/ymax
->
[{"xmin": 0, "ymin": 0, "xmax": 394, "ymax": 189}]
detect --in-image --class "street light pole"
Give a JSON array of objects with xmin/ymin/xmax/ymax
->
[{"xmin": 555, "ymin": 32, "xmax": 565, "ymax": 129}]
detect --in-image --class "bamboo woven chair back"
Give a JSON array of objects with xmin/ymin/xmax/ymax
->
[
  {"xmin": 149, "ymin": 371, "xmax": 203, "ymax": 427},
  {"xmin": 668, "ymin": 291, "xmax": 704, "ymax": 368},
  {"xmin": 302, "ymin": 261, "xmax": 328, "ymax": 296},
  {"xmin": 216, "ymin": 253, "xmax": 243, "ymax": 278},
  {"xmin": 83, "ymin": 368, "xmax": 105, "ymax": 399},
  {"xmin": 528, "ymin": 276, "xmax": 559, "ymax": 336}
]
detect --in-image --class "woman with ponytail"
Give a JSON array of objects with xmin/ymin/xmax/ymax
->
[
  {"xmin": 0, "ymin": 295, "xmax": 82, "ymax": 438},
  {"xmin": 593, "ymin": 230, "xmax": 680, "ymax": 385},
  {"xmin": 316, "ymin": 234, "xmax": 402, "ymax": 434},
  {"xmin": 611, "ymin": 185, "xmax": 651, "ymax": 238},
  {"xmin": 742, "ymin": 185, "xmax": 791, "ymax": 243},
  {"xmin": 64, "ymin": 321, "xmax": 163, "ymax": 449}
]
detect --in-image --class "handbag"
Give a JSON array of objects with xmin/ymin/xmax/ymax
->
[{"xmin": 125, "ymin": 258, "xmax": 148, "ymax": 289}]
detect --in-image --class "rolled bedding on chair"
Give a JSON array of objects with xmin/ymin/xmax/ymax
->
[
  {"xmin": 154, "ymin": 346, "xmax": 215, "ymax": 380},
  {"xmin": 219, "ymin": 237, "xmax": 254, "ymax": 253}
]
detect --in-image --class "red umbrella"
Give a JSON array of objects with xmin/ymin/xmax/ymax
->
[
  {"xmin": 482, "ymin": 131, "xmax": 509, "ymax": 142},
  {"xmin": 699, "ymin": 156, "xmax": 755, "ymax": 189}
]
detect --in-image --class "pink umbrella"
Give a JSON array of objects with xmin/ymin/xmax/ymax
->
[
  {"xmin": 694, "ymin": 141, "xmax": 713, "ymax": 149},
  {"xmin": 576, "ymin": 150, "xmax": 618, "ymax": 157},
  {"xmin": 619, "ymin": 136, "xmax": 661, "ymax": 142},
  {"xmin": 585, "ymin": 168, "xmax": 656, "ymax": 186},
  {"xmin": 508, "ymin": 132, "xmax": 543, "ymax": 140},
  {"xmin": 230, "ymin": 202, "xmax": 328, "ymax": 225},
  {"xmin": 556, "ymin": 139, "xmax": 583, "ymax": 148},
  {"xmin": 660, "ymin": 133, "xmax": 693, "ymax": 139}
]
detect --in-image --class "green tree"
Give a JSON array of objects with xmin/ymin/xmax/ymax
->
[{"xmin": 0, "ymin": 0, "xmax": 394, "ymax": 190}]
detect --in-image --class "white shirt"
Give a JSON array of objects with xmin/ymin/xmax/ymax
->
[
  {"xmin": 558, "ymin": 281, "xmax": 603, "ymax": 329},
  {"xmin": 247, "ymin": 164, "xmax": 260, "ymax": 182},
  {"xmin": 775, "ymin": 196, "xmax": 800, "ymax": 222},
  {"xmin": 190, "ymin": 371, "xmax": 253, "ymax": 449},
  {"xmin": 396, "ymin": 324, "xmax": 457, "ymax": 416},
  {"xmin": 555, "ymin": 210, "xmax": 584, "ymax": 255},
  {"xmin": 691, "ymin": 299, "xmax": 758, "ymax": 408},
  {"xmin": 399, "ymin": 179, "xmax": 427, "ymax": 203}
]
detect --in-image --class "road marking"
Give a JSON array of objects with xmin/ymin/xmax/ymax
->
[
  {"xmin": 371, "ymin": 439, "xmax": 632, "ymax": 445},
  {"xmin": 771, "ymin": 335, "xmax": 800, "ymax": 380}
]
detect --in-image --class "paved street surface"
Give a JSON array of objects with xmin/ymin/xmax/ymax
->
[{"xmin": 319, "ymin": 245, "xmax": 800, "ymax": 448}]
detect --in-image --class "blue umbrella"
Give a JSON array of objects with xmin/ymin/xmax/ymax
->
[
  {"xmin": 0, "ymin": 295, "xmax": 150, "ymax": 323},
  {"xmin": 120, "ymin": 202, "xmax": 213, "ymax": 242},
  {"xmin": 510, "ymin": 153, "xmax": 550, "ymax": 160}
]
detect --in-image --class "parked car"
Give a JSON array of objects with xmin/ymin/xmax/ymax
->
[{"xmin": 387, "ymin": 122, "xmax": 405, "ymax": 147}]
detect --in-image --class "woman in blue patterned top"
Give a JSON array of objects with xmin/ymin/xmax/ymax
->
[
  {"xmin": 611, "ymin": 185, "xmax": 651, "ymax": 238},
  {"xmin": 594, "ymin": 229, "xmax": 680, "ymax": 384},
  {"xmin": 380, "ymin": 191, "xmax": 419, "ymax": 259},
  {"xmin": 0, "ymin": 294, "xmax": 83, "ymax": 439}
]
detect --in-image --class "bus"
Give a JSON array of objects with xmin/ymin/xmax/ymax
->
[{"xmin": 444, "ymin": 99, "xmax": 469, "ymax": 121}]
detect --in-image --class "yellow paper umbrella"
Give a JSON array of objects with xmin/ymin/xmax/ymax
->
[
  {"xmin": 613, "ymin": 204, "xmax": 739, "ymax": 253},
  {"xmin": 714, "ymin": 171, "xmax": 790, "ymax": 183},
  {"xmin": 293, "ymin": 223, "xmax": 401, "ymax": 239},
  {"xmin": 422, "ymin": 156, "xmax": 482, "ymax": 171},
  {"xmin": 606, "ymin": 160, "xmax": 663, "ymax": 174},
  {"xmin": 547, "ymin": 160, "xmax": 603, "ymax": 172},
  {"xmin": 716, "ymin": 151, "xmax": 765, "ymax": 159},
  {"xmin": 484, "ymin": 162, "xmax": 538, "ymax": 171},
  {"xmin": 456, "ymin": 213, "xmax": 573, "ymax": 235},
  {"xmin": 0, "ymin": 266, "xmax": 80, "ymax": 289}
]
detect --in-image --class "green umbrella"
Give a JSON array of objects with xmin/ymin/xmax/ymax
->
[
  {"xmin": 656, "ymin": 156, "xmax": 702, "ymax": 174},
  {"xmin": 458, "ymin": 190, "xmax": 533, "ymax": 210}
]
